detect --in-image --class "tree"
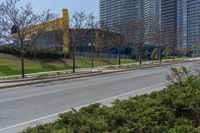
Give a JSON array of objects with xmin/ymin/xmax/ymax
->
[
  {"xmin": 97, "ymin": 22, "xmax": 112, "ymax": 60},
  {"xmin": 70, "ymin": 11, "xmax": 88, "ymax": 73},
  {"xmin": 194, "ymin": 37, "xmax": 200, "ymax": 57},
  {"xmin": 0, "ymin": 0, "xmax": 55, "ymax": 78},
  {"xmin": 110, "ymin": 21, "xmax": 126, "ymax": 67},
  {"xmin": 151, "ymin": 48, "xmax": 159, "ymax": 60},
  {"xmin": 165, "ymin": 33, "xmax": 177, "ymax": 61},
  {"xmin": 147, "ymin": 18, "xmax": 164, "ymax": 62},
  {"xmin": 126, "ymin": 21, "xmax": 145, "ymax": 65},
  {"xmin": 86, "ymin": 12, "xmax": 98, "ymax": 68}
]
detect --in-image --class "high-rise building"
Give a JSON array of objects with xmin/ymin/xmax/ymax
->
[
  {"xmin": 100, "ymin": 0, "xmax": 144, "ymax": 30},
  {"xmin": 100, "ymin": 0, "xmax": 160, "ymax": 46},
  {"xmin": 144, "ymin": 0, "xmax": 160, "ymax": 45},
  {"xmin": 100, "ymin": 0, "xmax": 200, "ymax": 55},
  {"xmin": 177, "ymin": 0, "xmax": 188, "ymax": 49},
  {"xmin": 161, "ymin": 0, "xmax": 177, "ymax": 46},
  {"xmin": 187, "ymin": 0, "xmax": 200, "ymax": 54},
  {"xmin": 177, "ymin": 0, "xmax": 200, "ymax": 54}
]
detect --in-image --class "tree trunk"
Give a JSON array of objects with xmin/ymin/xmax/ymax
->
[
  {"xmin": 118, "ymin": 48, "xmax": 121, "ymax": 67},
  {"xmin": 106, "ymin": 45, "xmax": 109, "ymax": 62},
  {"xmin": 34, "ymin": 48, "xmax": 37, "ymax": 60},
  {"xmin": 72, "ymin": 42, "xmax": 76, "ymax": 73},
  {"xmin": 72, "ymin": 48, "xmax": 76, "ymax": 73},
  {"xmin": 20, "ymin": 40, "xmax": 25, "ymax": 78},
  {"xmin": 158, "ymin": 47, "xmax": 162, "ymax": 63},
  {"xmin": 64, "ymin": 53, "xmax": 66, "ymax": 60},
  {"xmin": 139, "ymin": 47, "xmax": 142, "ymax": 66},
  {"xmin": 172, "ymin": 48, "xmax": 175, "ymax": 61},
  {"xmin": 91, "ymin": 44, "xmax": 94, "ymax": 68}
]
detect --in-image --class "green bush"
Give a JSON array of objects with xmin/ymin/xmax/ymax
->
[
  {"xmin": 163, "ymin": 48, "xmax": 171, "ymax": 59},
  {"xmin": 0, "ymin": 45, "xmax": 70, "ymax": 59},
  {"xmin": 175, "ymin": 48, "xmax": 188, "ymax": 57},
  {"xmin": 21, "ymin": 67, "xmax": 200, "ymax": 133},
  {"xmin": 151, "ymin": 48, "xmax": 159, "ymax": 60},
  {"xmin": 131, "ymin": 48, "xmax": 136, "ymax": 60}
]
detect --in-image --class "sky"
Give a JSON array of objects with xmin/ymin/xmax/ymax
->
[{"xmin": 0, "ymin": 0, "xmax": 99, "ymax": 18}]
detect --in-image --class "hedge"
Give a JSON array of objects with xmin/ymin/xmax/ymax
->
[
  {"xmin": 0, "ymin": 45, "xmax": 70, "ymax": 59},
  {"xmin": 22, "ymin": 67, "xmax": 200, "ymax": 133}
]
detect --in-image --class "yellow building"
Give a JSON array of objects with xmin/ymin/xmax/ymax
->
[
  {"xmin": 62, "ymin": 9, "xmax": 70, "ymax": 53},
  {"xmin": 22, "ymin": 9, "xmax": 70, "ymax": 52}
]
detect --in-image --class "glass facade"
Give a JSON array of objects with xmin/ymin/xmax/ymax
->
[
  {"xmin": 144, "ymin": 0, "xmax": 160, "ymax": 45},
  {"xmin": 100, "ymin": 0, "xmax": 144, "ymax": 30},
  {"xmin": 100, "ymin": 0, "xmax": 200, "ymax": 53},
  {"xmin": 100, "ymin": 0, "xmax": 160, "ymax": 46},
  {"xmin": 187, "ymin": 0, "xmax": 200, "ymax": 53},
  {"xmin": 161, "ymin": 0, "xmax": 177, "ymax": 43},
  {"xmin": 177, "ymin": 0, "xmax": 188, "ymax": 49},
  {"xmin": 177, "ymin": 0, "xmax": 200, "ymax": 54}
]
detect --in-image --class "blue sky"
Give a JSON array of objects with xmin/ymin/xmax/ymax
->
[{"xmin": 0, "ymin": 0, "xmax": 99, "ymax": 18}]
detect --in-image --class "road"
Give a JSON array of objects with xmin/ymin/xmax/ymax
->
[{"xmin": 0, "ymin": 62, "xmax": 195, "ymax": 133}]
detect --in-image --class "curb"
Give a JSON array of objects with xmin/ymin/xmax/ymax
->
[
  {"xmin": 0, "ymin": 60, "xmax": 195, "ymax": 89},
  {"xmin": 0, "ymin": 71, "xmax": 101, "ymax": 84},
  {"xmin": 0, "ymin": 71, "xmax": 104, "ymax": 89}
]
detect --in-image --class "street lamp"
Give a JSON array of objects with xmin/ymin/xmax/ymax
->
[{"xmin": 88, "ymin": 42, "xmax": 94, "ymax": 68}]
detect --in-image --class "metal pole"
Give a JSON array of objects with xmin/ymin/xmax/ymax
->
[
  {"xmin": 20, "ymin": 39, "xmax": 25, "ymax": 78},
  {"xmin": 92, "ymin": 43, "xmax": 94, "ymax": 68},
  {"xmin": 195, "ymin": 42, "xmax": 197, "ymax": 57},
  {"xmin": 72, "ymin": 44, "xmax": 76, "ymax": 73}
]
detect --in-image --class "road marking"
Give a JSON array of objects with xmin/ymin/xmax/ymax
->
[
  {"xmin": 0, "ymin": 82, "xmax": 164, "ymax": 132},
  {"xmin": 0, "ymin": 71, "xmax": 163, "ymax": 103},
  {"xmin": 0, "ymin": 90, "xmax": 61, "ymax": 103}
]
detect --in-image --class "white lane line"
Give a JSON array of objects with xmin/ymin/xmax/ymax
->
[
  {"xmin": 0, "ymin": 90, "xmax": 60, "ymax": 103},
  {"xmin": 0, "ymin": 72, "xmax": 162, "ymax": 103},
  {"xmin": 0, "ymin": 82, "xmax": 164, "ymax": 132}
]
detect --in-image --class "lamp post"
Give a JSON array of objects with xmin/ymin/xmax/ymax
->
[{"xmin": 88, "ymin": 42, "xmax": 94, "ymax": 68}]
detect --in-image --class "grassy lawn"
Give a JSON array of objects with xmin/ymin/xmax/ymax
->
[{"xmin": 0, "ymin": 54, "xmax": 134, "ymax": 76}]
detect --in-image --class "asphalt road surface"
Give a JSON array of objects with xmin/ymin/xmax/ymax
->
[{"xmin": 0, "ymin": 62, "xmax": 195, "ymax": 133}]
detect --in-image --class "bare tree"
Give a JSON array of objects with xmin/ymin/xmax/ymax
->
[
  {"xmin": 0, "ymin": 0, "xmax": 39, "ymax": 78},
  {"xmin": 70, "ymin": 11, "xmax": 88, "ymax": 73},
  {"xmin": 194, "ymin": 37, "xmax": 200, "ymax": 57},
  {"xmin": 86, "ymin": 12, "xmax": 98, "ymax": 68},
  {"xmin": 0, "ymin": 0, "xmax": 56, "ymax": 78},
  {"xmin": 97, "ymin": 22, "xmax": 111, "ymax": 60},
  {"xmin": 164, "ymin": 33, "xmax": 177, "ymax": 61},
  {"xmin": 148, "ymin": 22, "xmax": 164, "ymax": 62},
  {"xmin": 110, "ymin": 21, "xmax": 126, "ymax": 67},
  {"xmin": 126, "ymin": 21, "xmax": 145, "ymax": 65}
]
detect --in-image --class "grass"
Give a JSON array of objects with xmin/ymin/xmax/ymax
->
[{"xmin": 0, "ymin": 54, "xmax": 134, "ymax": 76}]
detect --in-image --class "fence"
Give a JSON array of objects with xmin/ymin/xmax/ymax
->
[{"xmin": 75, "ymin": 52, "xmax": 131, "ymax": 59}]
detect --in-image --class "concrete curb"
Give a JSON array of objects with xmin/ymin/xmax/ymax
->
[
  {"xmin": 0, "ymin": 60, "xmax": 195, "ymax": 89},
  {"xmin": 0, "ymin": 71, "xmax": 101, "ymax": 83},
  {"xmin": 0, "ymin": 71, "xmax": 104, "ymax": 89}
]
